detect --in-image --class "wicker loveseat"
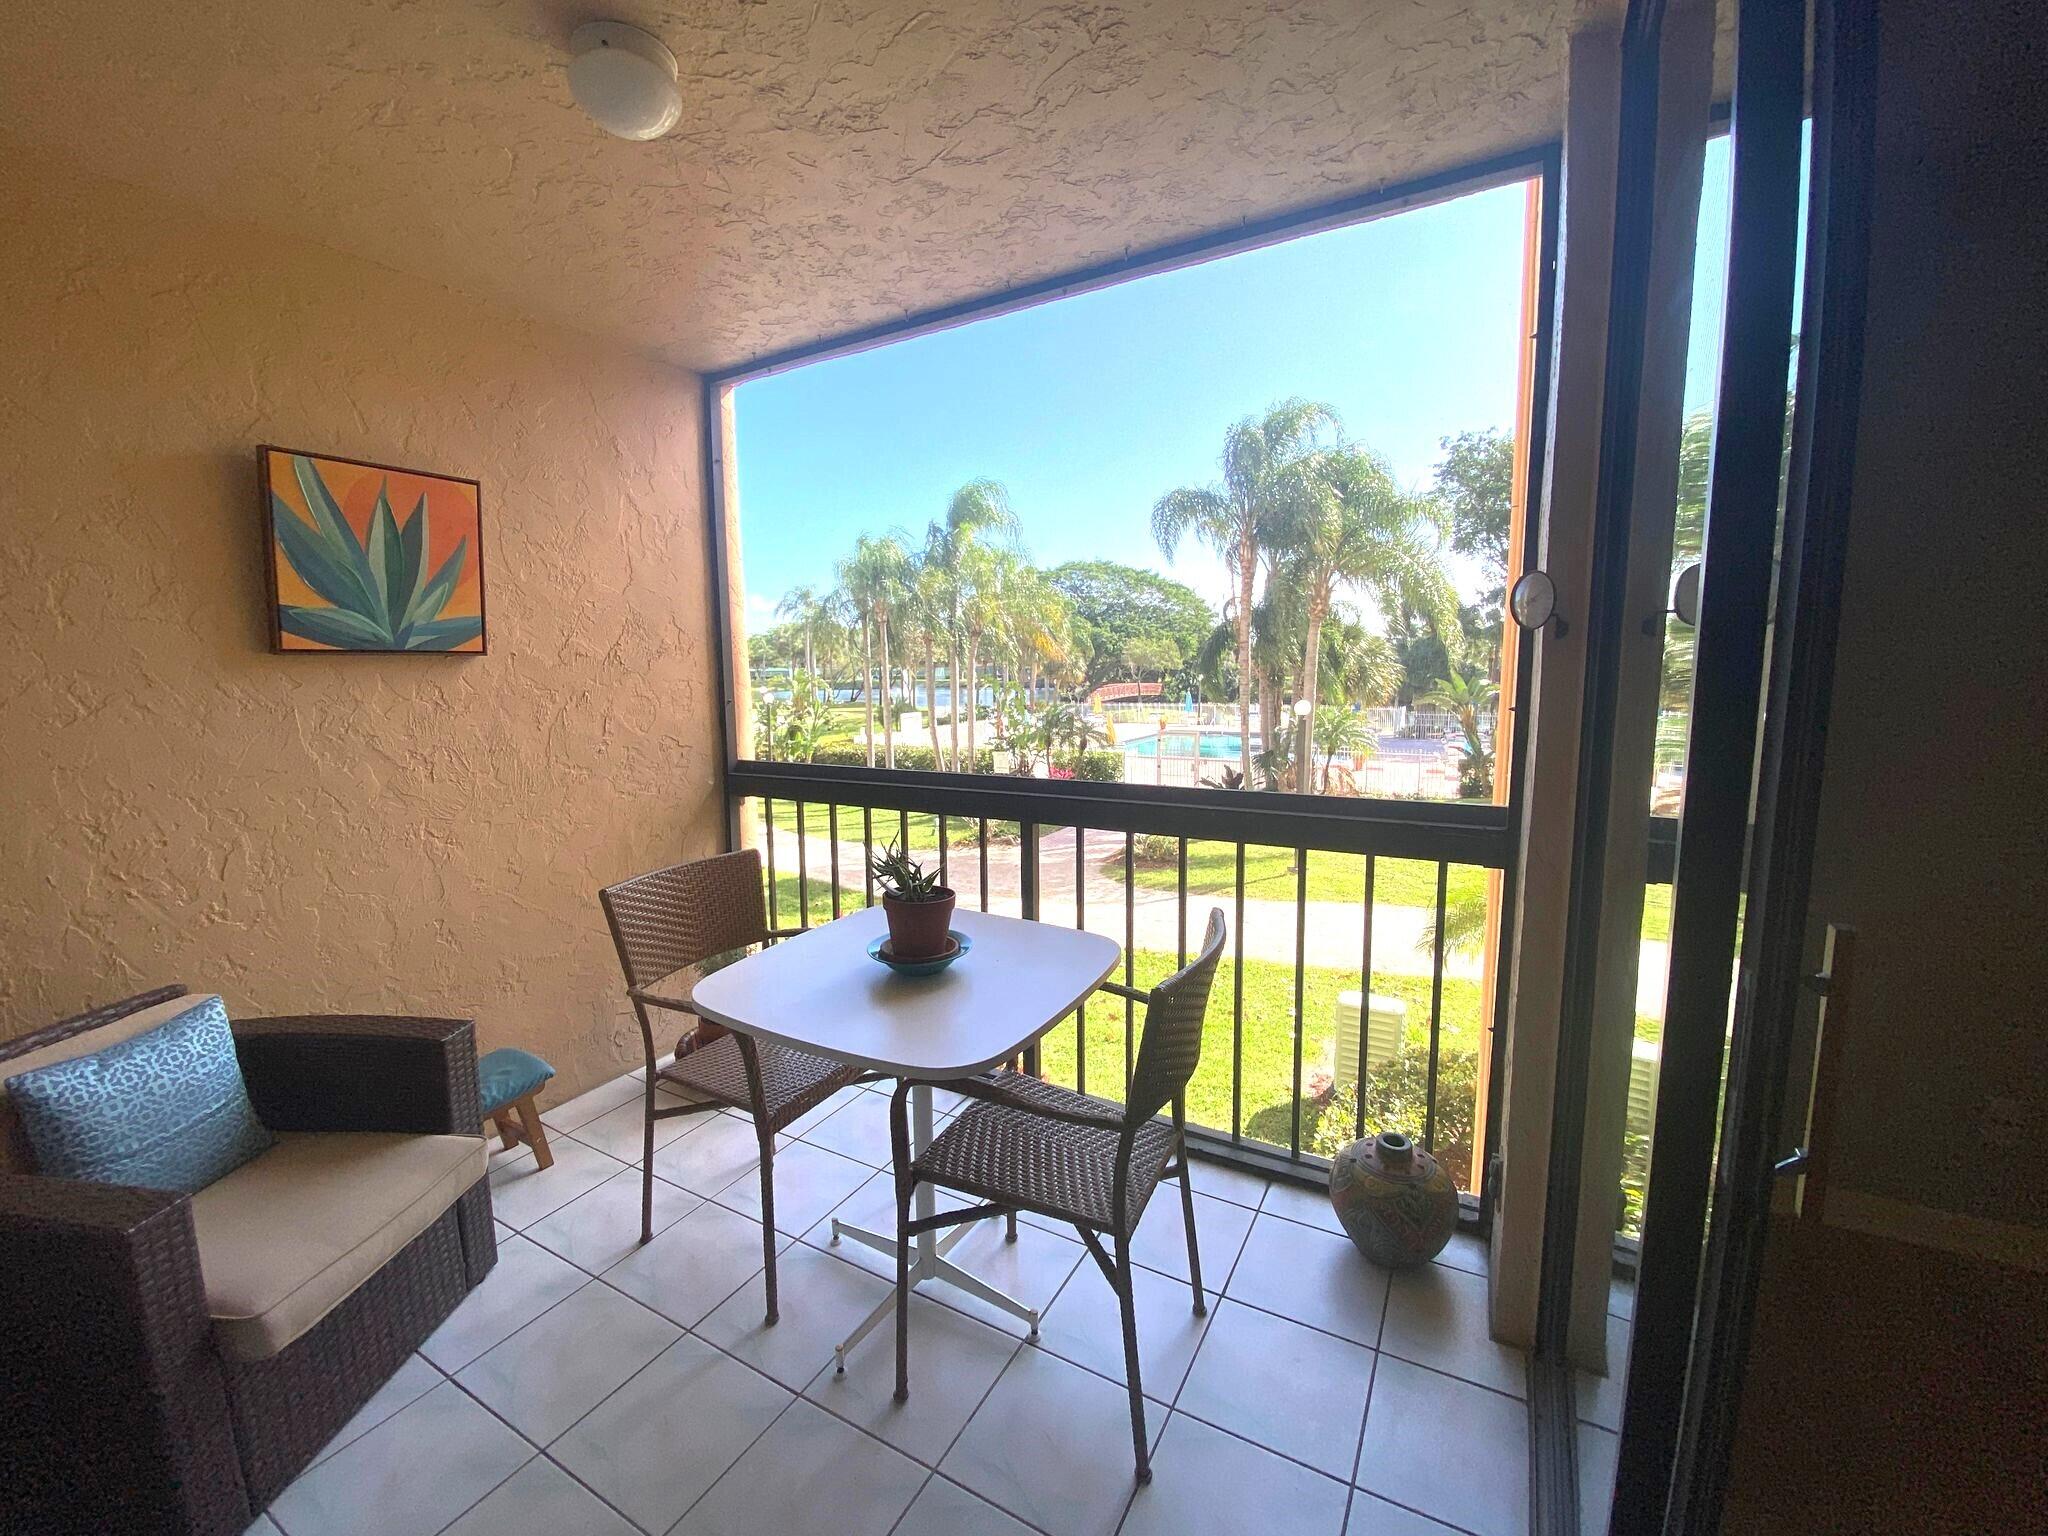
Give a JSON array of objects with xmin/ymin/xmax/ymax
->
[{"xmin": 0, "ymin": 986, "xmax": 498, "ymax": 1536}]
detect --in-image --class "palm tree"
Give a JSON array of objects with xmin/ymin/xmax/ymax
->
[
  {"xmin": 1271, "ymin": 443, "xmax": 1459, "ymax": 791},
  {"xmin": 1319, "ymin": 618, "xmax": 1403, "ymax": 714},
  {"xmin": 1030, "ymin": 700, "xmax": 1105, "ymax": 774},
  {"xmin": 906, "ymin": 531, "xmax": 951, "ymax": 767},
  {"xmin": 934, "ymin": 480, "xmax": 1021, "ymax": 769},
  {"xmin": 1002, "ymin": 566, "xmax": 1071, "ymax": 706},
  {"xmin": 1311, "ymin": 705, "xmax": 1373, "ymax": 793},
  {"xmin": 775, "ymin": 584, "xmax": 832, "ymax": 676},
  {"xmin": 1188, "ymin": 590, "xmax": 1295, "ymax": 787},
  {"xmin": 831, "ymin": 580, "xmax": 874, "ymax": 765},
  {"xmin": 1418, "ymin": 665, "xmax": 1500, "ymax": 799},
  {"xmin": 959, "ymin": 543, "xmax": 1021, "ymax": 766},
  {"xmin": 1419, "ymin": 888, "xmax": 1489, "ymax": 960},
  {"xmin": 838, "ymin": 533, "xmax": 909, "ymax": 768},
  {"xmin": 1152, "ymin": 399, "xmax": 1339, "ymax": 784}
]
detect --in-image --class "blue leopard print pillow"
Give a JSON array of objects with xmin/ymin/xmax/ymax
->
[{"xmin": 6, "ymin": 994, "xmax": 274, "ymax": 1193}]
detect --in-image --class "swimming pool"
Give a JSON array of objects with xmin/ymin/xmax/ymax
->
[
  {"xmin": 1125, "ymin": 728, "xmax": 1453, "ymax": 760},
  {"xmin": 1125, "ymin": 731, "xmax": 1251, "ymax": 759}
]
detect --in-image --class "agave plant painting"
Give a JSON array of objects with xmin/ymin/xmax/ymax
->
[{"xmin": 260, "ymin": 448, "xmax": 486, "ymax": 653}]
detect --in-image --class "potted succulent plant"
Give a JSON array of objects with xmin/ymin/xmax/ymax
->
[{"xmin": 868, "ymin": 842, "xmax": 956, "ymax": 959}]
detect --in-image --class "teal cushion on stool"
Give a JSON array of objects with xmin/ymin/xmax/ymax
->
[{"xmin": 478, "ymin": 1048, "xmax": 554, "ymax": 1114}]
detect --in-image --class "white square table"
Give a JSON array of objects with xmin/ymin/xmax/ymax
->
[{"xmin": 685, "ymin": 905, "xmax": 1120, "ymax": 1365}]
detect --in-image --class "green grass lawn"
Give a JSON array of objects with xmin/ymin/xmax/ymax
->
[
  {"xmin": 767, "ymin": 871, "xmax": 1650, "ymax": 1152},
  {"xmin": 1034, "ymin": 950, "xmax": 1493, "ymax": 1153},
  {"xmin": 1119, "ymin": 840, "xmax": 1672, "ymax": 942},
  {"xmin": 751, "ymin": 805, "xmax": 1016, "ymax": 901},
  {"xmin": 776, "ymin": 703, "xmax": 944, "ymax": 754},
  {"xmin": 1123, "ymin": 841, "xmax": 1486, "ymax": 908},
  {"xmin": 752, "ymin": 803, "xmax": 1676, "ymax": 938},
  {"xmin": 762, "ymin": 798, "xmax": 948, "ymax": 850},
  {"xmin": 815, "ymin": 704, "xmax": 865, "ymax": 750}
]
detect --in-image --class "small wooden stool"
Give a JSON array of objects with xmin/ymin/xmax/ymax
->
[{"xmin": 478, "ymin": 1047, "xmax": 556, "ymax": 1169}]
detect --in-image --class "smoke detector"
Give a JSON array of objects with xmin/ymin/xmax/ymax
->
[{"xmin": 568, "ymin": 21, "xmax": 681, "ymax": 141}]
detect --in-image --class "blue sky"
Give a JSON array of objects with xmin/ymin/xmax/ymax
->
[{"xmin": 734, "ymin": 136, "xmax": 1752, "ymax": 626}]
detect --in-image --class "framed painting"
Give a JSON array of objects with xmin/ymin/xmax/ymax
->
[{"xmin": 260, "ymin": 446, "xmax": 487, "ymax": 653}]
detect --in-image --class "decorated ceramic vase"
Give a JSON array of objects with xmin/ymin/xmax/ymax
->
[{"xmin": 1329, "ymin": 1130, "xmax": 1458, "ymax": 1268}]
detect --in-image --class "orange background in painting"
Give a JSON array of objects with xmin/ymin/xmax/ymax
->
[{"xmin": 267, "ymin": 449, "xmax": 483, "ymax": 650}]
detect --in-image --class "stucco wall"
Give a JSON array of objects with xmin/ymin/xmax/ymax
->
[{"xmin": 0, "ymin": 156, "xmax": 721, "ymax": 1102}]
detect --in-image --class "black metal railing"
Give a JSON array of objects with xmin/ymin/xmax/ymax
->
[{"xmin": 730, "ymin": 761, "xmax": 1518, "ymax": 1212}]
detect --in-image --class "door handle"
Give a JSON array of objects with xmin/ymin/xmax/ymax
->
[{"xmin": 1789, "ymin": 924, "xmax": 1855, "ymax": 1223}]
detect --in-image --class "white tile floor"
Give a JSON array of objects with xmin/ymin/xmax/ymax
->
[
  {"xmin": 252, "ymin": 1074, "xmax": 1534, "ymax": 1536},
  {"xmin": 1572, "ymin": 1290, "xmax": 1635, "ymax": 1535}
]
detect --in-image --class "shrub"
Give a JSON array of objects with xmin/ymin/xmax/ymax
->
[
  {"xmin": 1306, "ymin": 1046, "xmax": 1480, "ymax": 1192},
  {"xmin": 1131, "ymin": 833, "xmax": 1179, "ymax": 864},
  {"xmin": 1457, "ymin": 746, "xmax": 1495, "ymax": 799},
  {"xmin": 805, "ymin": 745, "xmax": 996, "ymax": 773},
  {"xmin": 949, "ymin": 818, "xmax": 1022, "ymax": 846},
  {"xmin": 1067, "ymin": 750, "xmax": 1123, "ymax": 782}
]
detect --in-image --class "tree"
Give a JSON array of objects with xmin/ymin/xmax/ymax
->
[
  {"xmin": 837, "ymin": 533, "xmax": 909, "ymax": 768},
  {"xmin": 1192, "ymin": 588, "xmax": 1305, "ymax": 788},
  {"xmin": 1001, "ymin": 565, "xmax": 1074, "ymax": 703},
  {"xmin": 1657, "ymin": 376, "xmax": 1800, "ymax": 792},
  {"xmin": 1271, "ymin": 443, "xmax": 1459, "ymax": 791},
  {"xmin": 1121, "ymin": 634, "xmax": 1181, "ymax": 682},
  {"xmin": 1419, "ymin": 666, "xmax": 1499, "ymax": 798},
  {"xmin": 1033, "ymin": 700, "xmax": 1105, "ymax": 773},
  {"xmin": 1045, "ymin": 560, "xmax": 1214, "ymax": 695},
  {"xmin": 901, "ymin": 527, "xmax": 950, "ymax": 766},
  {"xmin": 748, "ymin": 623, "xmax": 802, "ymax": 673},
  {"xmin": 990, "ymin": 678, "xmax": 1033, "ymax": 764},
  {"xmin": 1433, "ymin": 429, "xmax": 1515, "ymax": 585},
  {"xmin": 1662, "ymin": 407, "xmax": 1712, "ymax": 738},
  {"xmin": 937, "ymin": 480, "xmax": 1021, "ymax": 771},
  {"xmin": 774, "ymin": 584, "xmax": 834, "ymax": 676},
  {"xmin": 957, "ymin": 542, "xmax": 1014, "ymax": 765},
  {"xmin": 1311, "ymin": 705, "xmax": 1374, "ymax": 792},
  {"xmin": 1152, "ymin": 399, "xmax": 1340, "ymax": 784},
  {"xmin": 1316, "ymin": 618, "xmax": 1403, "ymax": 731},
  {"xmin": 1432, "ymin": 431, "xmax": 1516, "ymax": 678},
  {"xmin": 780, "ymin": 671, "xmax": 831, "ymax": 762},
  {"xmin": 1387, "ymin": 599, "xmax": 1456, "ymax": 704},
  {"xmin": 1420, "ymin": 888, "xmax": 1489, "ymax": 960}
]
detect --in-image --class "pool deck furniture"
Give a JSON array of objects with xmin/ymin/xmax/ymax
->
[{"xmin": 685, "ymin": 904, "xmax": 1121, "ymax": 1363}]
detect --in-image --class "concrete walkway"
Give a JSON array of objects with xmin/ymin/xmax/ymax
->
[{"xmin": 767, "ymin": 822, "xmax": 1671, "ymax": 1013}]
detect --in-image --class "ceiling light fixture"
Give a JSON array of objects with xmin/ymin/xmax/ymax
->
[{"xmin": 568, "ymin": 21, "xmax": 681, "ymax": 141}]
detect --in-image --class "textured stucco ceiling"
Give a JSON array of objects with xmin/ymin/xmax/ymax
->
[{"xmin": 2, "ymin": 1, "xmax": 1594, "ymax": 375}]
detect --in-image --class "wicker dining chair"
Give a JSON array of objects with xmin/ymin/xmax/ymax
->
[
  {"xmin": 599, "ymin": 850, "xmax": 864, "ymax": 1324},
  {"xmin": 889, "ymin": 908, "xmax": 1228, "ymax": 1482}
]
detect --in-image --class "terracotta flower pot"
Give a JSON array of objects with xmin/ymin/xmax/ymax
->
[{"xmin": 882, "ymin": 889, "xmax": 957, "ymax": 959}]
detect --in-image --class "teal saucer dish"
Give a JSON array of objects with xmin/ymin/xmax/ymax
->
[{"xmin": 868, "ymin": 929, "xmax": 971, "ymax": 977}]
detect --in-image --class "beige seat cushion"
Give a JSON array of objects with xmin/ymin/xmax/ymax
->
[{"xmin": 191, "ymin": 1130, "xmax": 486, "ymax": 1362}]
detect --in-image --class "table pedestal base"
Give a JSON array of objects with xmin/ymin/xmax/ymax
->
[{"xmin": 827, "ymin": 1083, "xmax": 1039, "ymax": 1371}]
